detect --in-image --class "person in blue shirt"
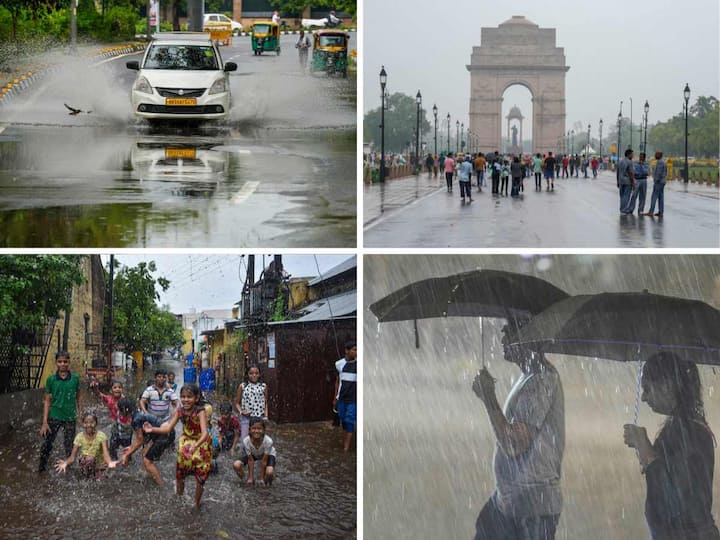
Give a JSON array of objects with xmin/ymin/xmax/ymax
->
[
  {"xmin": 627, "ymin": 152, "xmax": 650, "ymax": 214},
  {"xmin": 458, "ymin": 155, "xmax": 474, "ymax": 202}
]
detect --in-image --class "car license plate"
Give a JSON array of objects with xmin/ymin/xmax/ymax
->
[
  {"xmin": 165, "ymin": 148, "xmax": 196, "ymax": 159},
  {"xmin": 165, "ymin": 98, "xmax": 197, "ymax": 106}
]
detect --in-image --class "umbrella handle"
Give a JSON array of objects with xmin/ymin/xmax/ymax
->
[
  {"xmin": 414, "ymin": 319, "xmax": 419, "ymax": 349},
  {"xmin": 633, "ymin": 363, "xmax": 643, "ymax": 424}
]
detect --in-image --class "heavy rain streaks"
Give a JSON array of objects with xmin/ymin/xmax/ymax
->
[
  {"xmin": 0, "ymin": 33, "xmax": 356, "ymax": 247},
  {"xmin": 364, "ymin": 254, "xmax": 720, "ymax": 539},
  {"xmin": 0, "ymin": 357, "xmax": 356, "ymax": 539}
]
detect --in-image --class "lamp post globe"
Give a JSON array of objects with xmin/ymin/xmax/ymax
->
[
  {"xmin": 683, "ymin": 84, "xmax": 690, "ymax": 183},
  {"xmin": 432, "ymin": 103, "xmax": 438, "ymax": 156}
]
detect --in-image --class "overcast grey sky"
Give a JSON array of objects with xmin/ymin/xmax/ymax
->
[
  {"xmin": 363, "ymin": 0, "xmax": 719, "ymax": 141},
  {"xmin": 101, "ymin": 254, "xmax": 352, "ymax": 313}
]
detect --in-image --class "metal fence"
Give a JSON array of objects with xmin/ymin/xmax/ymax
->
[{"xmin": 0, "ymin": 318, "xmax": 56, "ymax": 393}]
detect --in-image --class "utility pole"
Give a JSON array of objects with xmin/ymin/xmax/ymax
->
[
  {"xmin": 70, "ymin": 0, "xmax": 77, "ymax": 50},
  {"xmin": 107, "ymin": 255, "xmax": 115, "ymax": 365}
]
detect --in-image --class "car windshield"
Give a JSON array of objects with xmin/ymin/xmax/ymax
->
[
  {"xmin": 319, "ymin": 36, "xmax": 344, "ymax": 47},
  {"xmin": 144, "ymin": 44, "xmax": 219, "ymax": 70},
  {"xmin": 254, "ymin": 24, "xmax": 270, "ymax": 33}
]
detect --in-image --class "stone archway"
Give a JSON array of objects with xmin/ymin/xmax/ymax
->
[{"xmin": 467, "ymin": 16, "xmax": 569, "ymax": 154}]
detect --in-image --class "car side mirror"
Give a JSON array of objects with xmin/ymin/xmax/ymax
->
[
  {"xmin": 224, "ymin": 62, "xmax": 238, "ymax": 72},
  {"xmin": 126, "ymin": 61, "xmax": 139, "ymax": 70}
]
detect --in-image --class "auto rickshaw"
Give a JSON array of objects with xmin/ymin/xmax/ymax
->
[
  {"xmin": 251, "ymin": 21, "xmax": 281, "ymax": 55},
  {"xmin": 203, "ymin": 20, "xmax": 232, "ymax": 47},
  {"xmin": 310, "ymin": 29, "xmax": 350, "ymax": 77}
]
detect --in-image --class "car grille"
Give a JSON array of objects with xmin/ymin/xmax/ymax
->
[
  {"xmin": 139, "ymin": 104, "xmax": 225, "ymax": 114},
  {"xmin": 155, "ymin": 88, "xmax": 206, "ymax": 98}
]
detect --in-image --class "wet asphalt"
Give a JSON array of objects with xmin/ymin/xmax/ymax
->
[{"xmin": 364, "ymin": 170, "xmax": 720, "ymax": 248}]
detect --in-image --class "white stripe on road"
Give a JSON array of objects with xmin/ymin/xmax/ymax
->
[{"xmin": 233, "ymin": 181, "xmax": 259, "ymax": 204}]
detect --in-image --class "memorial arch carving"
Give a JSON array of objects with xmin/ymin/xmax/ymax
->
[{"xmin": 467, "ymin": 16, "xmax": 569, "ymax": 154}]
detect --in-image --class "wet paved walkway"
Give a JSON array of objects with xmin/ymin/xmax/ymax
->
[{"xmin": 364, "ymin": 171, "xmax": 720, "ymax": 248}]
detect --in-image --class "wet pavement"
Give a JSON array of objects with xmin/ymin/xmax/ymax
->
[
  {"xmin": 363, "ymin": 171, "xmax": 720, "ymax": 248},
  {"xmin": 0, "ymin": 358, "xmax": 356, "ymax": 539},
  {"xmin": 0, "ymin": 35, "xmax": 356, "ymax": 247}
]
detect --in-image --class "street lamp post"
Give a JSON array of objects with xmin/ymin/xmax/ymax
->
[
  {"xmin": 455, "ymin": 120, "xmax": 459, "ymax": 153},
  {"xmin": 446, "ymin": 113, "xmax": 451, "ymax": 154},
  {"xmin": 629, "ymin": 97, "xmax": 633, "ymax": 150},
  {"xmin": 460, "ymin": 122, "xmax": 464, "ymax": 153},
  {"xmin": 415, "ymin": 90, "xmax": 422, "ymax": 174},
  {"xmin": 571, "ymin": 130, "xmax": 574, "ymax": 154},
  {"xmin": 684, "ymin": 83, "xmax": 690, "ymax": 183},
  {"xmin": 586, "ymin": 123, "xmax": 591, "ymax": 157},
  {"xmin": 617, "ymin": 101, "xmax": 623, "ymax": 163},
  {"xmin": 432, "ymin": 104, "xmax": 438, "ymax": 157},
  {"xmin": 379, "ymin": 66, "xmax": 387, "ymax": 183},
  {"xmin": 599, "ymin": 119, "xmax": 603, "ymax": 162},
  {"xmin": 566, "ymin": 131, "xmax": 570, "ymax": 155},
  {"xmin": 643, "ymin": 100, "xmax": 649, "ymax": 154}
]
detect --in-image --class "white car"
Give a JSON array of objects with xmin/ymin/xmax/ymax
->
[
  {"xmin": 203, "ymin": 13, "xmax": 243, "ymax": 35},
  {"xmin": 126, "ymin": 32, "xmax": 237, "ymax": 122}
]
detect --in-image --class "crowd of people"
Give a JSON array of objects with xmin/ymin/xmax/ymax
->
[
  {"xmin": 38, "ymin": 343, "xmax": 357, "ymax": 506},
  {"xmin": 429, "ymin": 150, "xmax": 606, "ymax": 201},
  {"xmin": 367, "ymin": 147, "xmax": 671, "ymax": 215},
  {"xmin": 39, "ymin": 351, "xmax": 279, "ymax": 508}
]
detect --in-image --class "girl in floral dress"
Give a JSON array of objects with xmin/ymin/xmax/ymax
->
[{"xmin": 143, "ymin": 383, "xmax": 211, "ymax": 507}]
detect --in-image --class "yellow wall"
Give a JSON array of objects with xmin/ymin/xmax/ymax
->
[
  {"xmin": 39, "ymin": 256, "xmax": 104, "ymax": 388},
  {"xmin": 183, "ymin": 329, "xmax": 193, "ymax": 356},
  {"xmin": 288, "ymin": 278, "xmax": 316, "ymax": 310}
]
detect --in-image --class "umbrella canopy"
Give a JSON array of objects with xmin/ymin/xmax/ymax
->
[
  {"xmin": 369, "ymin": 269, "xmax": 570, "ymax": 322},
  {"xmin": 509, "ymin": 292, "xmax": 720, "ymax": 365}
]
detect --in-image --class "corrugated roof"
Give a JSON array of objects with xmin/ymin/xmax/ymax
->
[
  {"xmin": 307, "ymin": 256, "xmax": 356, "ymax": 286},
  {"xmin": 290, "ymin": 290, "xmax": 357, "ymax": 322}
]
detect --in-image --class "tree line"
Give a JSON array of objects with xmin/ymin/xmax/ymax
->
[
  {"xmin": 364, "ymin": 94, "xmax": 719, "ymax": 158},
  {"xmin": 0, "ymin": 255, "xmax": 183, "ymax": 362}
]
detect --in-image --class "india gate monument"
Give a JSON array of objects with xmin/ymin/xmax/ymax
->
[{"xmin": 467, "ymin": 16, "xmax": 569, "ymax": 154}]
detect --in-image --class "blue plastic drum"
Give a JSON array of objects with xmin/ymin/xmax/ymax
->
[
  {"xmin": 199, "ymin": 368, "xmax": 215, "ymax": 391},
  {"xmin": 183, "ymin": 366, "xmax": 197, "ymax": 384}
]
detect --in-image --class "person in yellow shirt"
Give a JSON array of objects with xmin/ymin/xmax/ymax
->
[{"xmin": 55, "ymin": 412, "xmax": 118, "ymax": 478}]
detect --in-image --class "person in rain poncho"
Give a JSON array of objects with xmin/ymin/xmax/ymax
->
[
  {"xmin": 472, "ymin": 317, "xmax": 565, "ymax": 540},
  {"xmin": 623, "ymin": 352, "xmax": 720, "ymax": 540}
]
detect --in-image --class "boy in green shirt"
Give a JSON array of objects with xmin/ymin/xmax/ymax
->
[{"xmin": 38, "ymin": 351, "xmax": 80, "ymax": 472}]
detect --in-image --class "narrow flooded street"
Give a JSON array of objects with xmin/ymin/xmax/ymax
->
[{"xmin": 0, "ymin": 357, "xmax": 356, "ymax": 539}]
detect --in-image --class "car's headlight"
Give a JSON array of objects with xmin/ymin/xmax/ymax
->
[
  {"xmin": 208, "ymin": 78, "xmax": 227, "ymax": 95},
  {"xmin": 133, "ymin": 76, "xmax": 153, "ymax": 94}
]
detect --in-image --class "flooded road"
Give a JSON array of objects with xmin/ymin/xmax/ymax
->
[
  {"xmin": 0, "ymin": 358, "xmax": 356, "ymax": 538},
  {"xmin": 0, "ymin": 34, "xmax": 356, "ymax": 247}
]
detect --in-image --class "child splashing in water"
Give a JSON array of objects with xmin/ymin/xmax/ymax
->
[
  {"xmin": 55, "ymin": 412, "xmax": 118, "ymax": 478},
  {"xmin": 233, "ymin": 417, "xmax": 276, "ymax": 486},
  {"xmin": 91, "ymin": 379, "xmax": 125, "ymax": 459},
  {"xmin": 143, "ymin": 384, "xmax": 211, "ymax": 507}
]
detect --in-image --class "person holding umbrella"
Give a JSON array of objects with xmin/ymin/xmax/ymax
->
[
  {"xmin": 623, "ymin": 352, "xmax": 720, "ymax": 540},
  {"xmin": 472, "ymin": 318, "xmax": 565, "ymax": 540}
]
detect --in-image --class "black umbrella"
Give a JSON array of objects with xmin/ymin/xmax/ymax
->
[
  {"xmin": 369, "ymin": 270, "xmax": 570, "ymax": 348},
  {"xmin": 508, "ymin": 291, "xmax": 720, "ymax": 366}
]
